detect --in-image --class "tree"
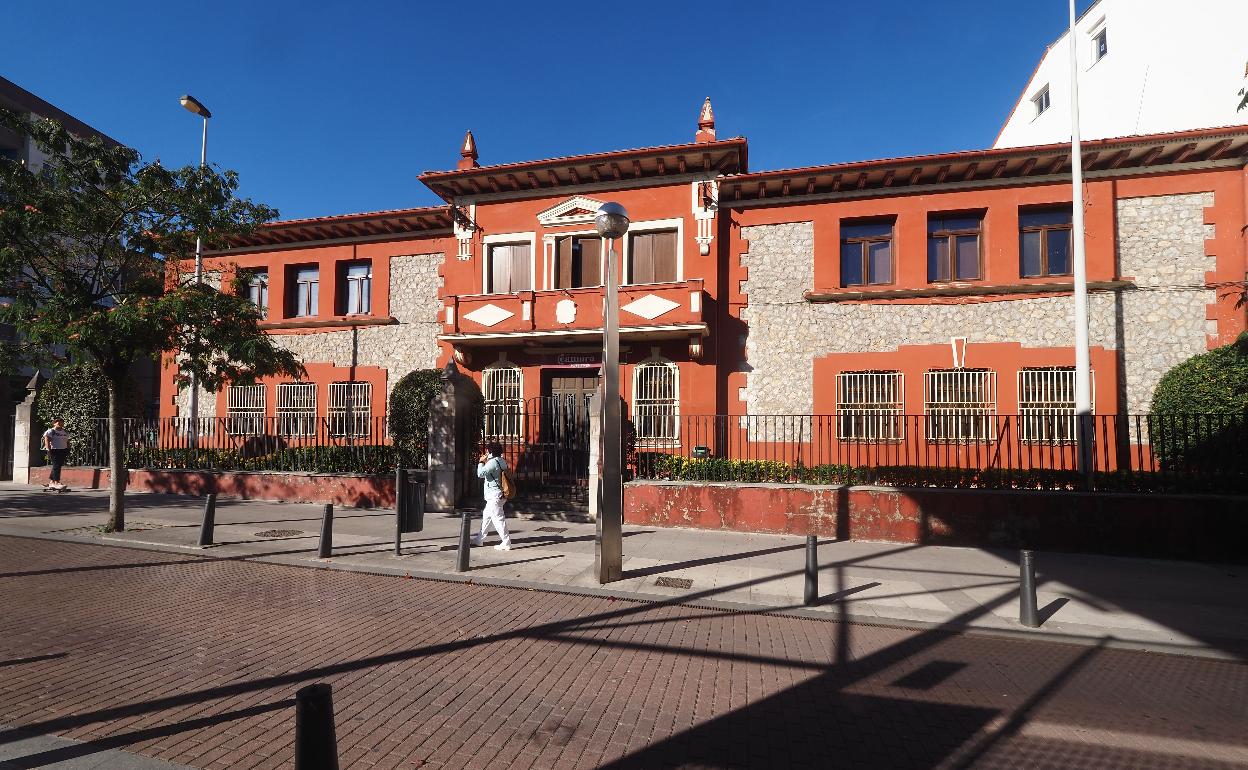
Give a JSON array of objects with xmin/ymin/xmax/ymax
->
[{"xmin": 0, "ymin": 108, "xmax": 303, "ymax": 531}]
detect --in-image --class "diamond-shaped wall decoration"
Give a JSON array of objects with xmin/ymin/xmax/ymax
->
[
  {"xmin": 621, "ymin": 294, "xmax": 680, "ymax": 320},
  {"xmin": 463, "ymin": 303, "xmax": 514, "ymax": 327}
]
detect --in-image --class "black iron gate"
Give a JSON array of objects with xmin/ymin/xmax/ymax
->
[{"xmin": 477, "ymin": 395, "xmax": 592, "ymax": 510}]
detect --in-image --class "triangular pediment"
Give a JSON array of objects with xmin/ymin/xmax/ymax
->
[{"xmin": 537, "ymin": 195, "xmax": 606, "ymax": 227}]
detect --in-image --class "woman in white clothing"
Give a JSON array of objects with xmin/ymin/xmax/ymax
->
[{"xmin": 473, "ymin": 441, "xmax": 513, "ymax": 550}]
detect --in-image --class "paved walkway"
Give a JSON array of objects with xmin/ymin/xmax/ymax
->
[
  {"xmin": 2, "ymin": 534, "xmax": 1246, "ymax": 769},
  {"xmin": 1, "ymin": 484, "xmax": 1245, "ymax": 662}
]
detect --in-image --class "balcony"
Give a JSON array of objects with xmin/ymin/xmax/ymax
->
[{"xmin": 441, "ymin": 279, "xmax": 706, "ymax": 347}]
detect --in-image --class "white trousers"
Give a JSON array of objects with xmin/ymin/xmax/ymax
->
[{"xmin": 479, "ymin": 494, "xmax": 511, "ymax": 544}]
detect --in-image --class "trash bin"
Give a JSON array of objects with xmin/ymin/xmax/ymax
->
[{"xmin": 395, "ymin": 468, "xmax": 427, "ymax": 553}]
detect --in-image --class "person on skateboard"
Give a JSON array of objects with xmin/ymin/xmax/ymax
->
[{"xmin": 41, "ymin": 418, "xmax": 70, "ymax": 492}]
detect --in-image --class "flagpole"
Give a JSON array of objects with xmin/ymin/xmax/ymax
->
[{"xmin": 1068, "ymin": 0, "xmax": 1094, "ymax": 483}]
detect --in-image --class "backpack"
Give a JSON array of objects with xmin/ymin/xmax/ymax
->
[{"xmin": 498, "ymin": 461, "xmax": 517, "ymax": 500}]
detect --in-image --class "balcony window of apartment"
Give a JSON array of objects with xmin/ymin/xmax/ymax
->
[
  {"xmin": 226, "ymin": 384, "xmax": 266, "ymax": 435},
  {"xmin": 1092, "ymin": 28, "xmax": 1108, "ymax": 62},
  {"xmin": 924, "ymin": 368, "xmax": 997, "ymax": 442},
  {"xmin": 1033, "ymin": 86, "xmax": 1051, "ymax": 117},
  {"xmin": 342, "ymin": 262, "xmax": 372, "ymax": 315},
  {"xmin": 482, "ymin": 364, "xmax": 523, "ymax": 439},
  {"xmin": 276, "ymin": 382, "xmax": 317, "ymax": 437},
  {"xmin": 290, "ymin": 267, "xmax": 319, "ymax": 317},
  {"xmin": 928, "ymin": 214, "xmax": 983, "ymax": 282},
  {"xmin": 633, "ymin": 357, "xmax": 679, "ymax": 447},
  {"xmin": 486, "ymin": 243, "xmax": 532, "ymax": 294},
  {"xmin": 1018, "ymin": 367, "xmax": 1093, "ymax": 443},
  {"xmin": 626, "ymin": 230, "xmax": 678, "ymax": 285},
  {"xmin": 329, "ymin": 381, "xmax": 372, "ymax": 438},
  {"xmin": 246, "ymin": 271, "xmax": 269, "ymax": 318},
  {"xmin": 554, "ymin": 235, "xmax": 602, "ymax": 289},
  {"xmin": 840, "ymin": 221, "xmax": 894, "ymax": 287},
  {"xmin": 1020, "ymin": 208, "xmax": 1073, "ymax": 277},
  {"xmin": 836, "ymin": 371, "xmax": 903, "ymax": 441}
]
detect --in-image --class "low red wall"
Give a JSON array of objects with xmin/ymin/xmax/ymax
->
[
  {"xmin": 30, "ymin": 466, "xmax": 394, "ymax": 508},
  {"xmin": 623, "ymin": 481, "xmax": 1248, "ymax": 562}
]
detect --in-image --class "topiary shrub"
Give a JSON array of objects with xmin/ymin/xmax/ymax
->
[
  {"xmin": 1149, "ymin": 333, "xmax": 1248, "ymax": 472},
  {"xmin": 388, "ymin": 369, "xmax": 443, "ymax": 469},
  {"xmin": 35, "ymin": 361, "xmax": 141, "ymax": 465}
]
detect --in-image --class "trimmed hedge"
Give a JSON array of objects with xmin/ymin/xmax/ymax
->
[
  {"xmin": 125, "ymin": 444, "xmax": 398, "ymax": 476},
  {"xmin": 1149, "ymin": 334, "xmax": 1248, "ymax": 471},
  {"xmin": 388, "ymin": 369, "xmax": 442, "ymax": 468},
  {"xmin": 35, "ymin": 362, "xmax": 141, "ymax": 465}
]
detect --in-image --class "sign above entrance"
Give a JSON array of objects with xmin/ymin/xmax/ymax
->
[{"xmin": 555, "ymin": 353, "xmax": 599, "ymax": 367}]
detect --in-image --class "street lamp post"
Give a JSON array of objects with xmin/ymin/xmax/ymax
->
[
  {"xmin": 1065, "ymin": 1, "xmax": 1094, "ymax": 485},
  {"xmin": 594, "ymin": 202, "xmax": 629, "ymax": 584},
  {"xmin": 179, "ymin": 94, "xmax": 211, "ymax": 445}
]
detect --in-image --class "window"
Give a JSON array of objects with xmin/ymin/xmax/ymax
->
[
  {"xmin": 1019, "ymin": 367, "xmax": 1093, "ymax": 443},
  {"xmin": 486, "ymin": 243, "xmax": 532, "ymax": 293},
  {"xmin": 291, "ymin": 267, "xmax": 319, "ymax": 317},
  {"xmin": 1020, "ymin": 208, "xmax": 1073, "ymax": 277},
  {"xmin": 840, "ymin": 221, "xmax": 894, "ymax": 287},
  {"xmin": 554, "ymin": 235, "xmax": 602, "ymax": 289},
  {"xmin": 482, "ymin": 365, "xmax": 523, "ymax": 439},
  {"xmin": 276, "ymin": 383, "xmax": 317, "ymax": 437},
  {"xmin": 924, "ymin": 369, "xmax": 997, "ymax": 442},
  {"xmin": 836, "ymin": 371, "xmax": 903, "ymax": 441},
  {"xmin": 329, "ymin": 381, "xmax": 371, "ymax": 438},
  {"xmin": 247, "ymin": 272, "xmax": 269, "ymax": 318},
  {"xmin": 928, "ymin": 215, "xmax": 983, "ymax": 282},
  {"xmin": 633, "ymin": 359, "xmax": 679, "ymax": 446},
  {"xmin": 1092, "ymin": 28, "xmax": 1108, "ymax": 61},
  {"xmin": 343, "ymin": 262, "xmax": 372, "ymax": 315},
  {"xmin": 627, "ymin": 230, "xmax": 678, "ymax": 285},
  {"xmin": 1033, "ymin": 86, "xmax": 1051, "ymax": 116},
  {"xmin": 226, "ymin": 385, "xmax": 266, "ymax": 435}
]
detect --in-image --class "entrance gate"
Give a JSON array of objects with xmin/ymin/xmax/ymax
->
[{"xmin": 478, "ymin": 394, "xmax": 593, "ymax": 511}]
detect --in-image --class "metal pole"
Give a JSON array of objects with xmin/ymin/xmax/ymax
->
[
  {"xmin": 187, "ymin": 115, "xmax": 209, "ymax": 449},
  {"xmin": 197, "ymin": 492, "xmax": 216, "ymax": 547},
  {"xmin": 394, "ymin": 468, "xmax": 406, "ymax": 555},
  {"xmin": 597, "ymin": 239, "xmax": 623, "ymax": 584},
  {"xmin": 1068, "ymin": 0, "xmax": 1094, "ymax": 484},
  {"xmin": 1019, "ymin": 549, "xmax": 1040, "ymax": 627},
  {"xmin": 318, "ymin": 503, "xmax": 333, "ymax": 559},
  {"xmin": 294, "ymin": 683, "xmax": 340, "ymax": 770},
  {"xmin": 456, "ymin": 509, "xmax": 472, "ymax": 572},
  {"xmin": 803, "ymin": 535, "xmax": 818, "ymax": 606}
]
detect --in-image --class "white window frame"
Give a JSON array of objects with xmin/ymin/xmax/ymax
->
[
  {"xmin": 247, "ymin": 272, "xmax": 269, "ymax": 318},
  {"xmin": 542, "ymin": 229, "xmax": 604, "ymax": 290},
  {"xmin": 276, "ymin": 383, "xmax": 317, "ymax": 437},
  {"xmin": 226, "ymin": 385, "xmax": 266, "ymax": 436},
  {"xmin": 836, "ymin": 371, "xmax": 903, "ymax": 442},
  {"xmin": 481, "ymin": 231, "xmax": 537, "ymax": 295},
  {"xmin": 482, "ymin": 364, "xmax": 524, "ymax": 440},
  {"xmin": 1032, "ymin": 86, "xmax": 1051, "ymax": 118},
  {"xmin": 1018, "ymin": 367, "xmax": 1095, "ymax": 443},
  {"xmin": 622, "ymin": 218, "xmax": 684, "ymax": 286},
  {"xmin": 292, "ymin": 267, "xmax": 319, "ymax": 317},
  {"xmin": 632, "ymin": 357, "xmax": 680, "ymax": 447},
  {"xmin": 343, "ymin": 262, "xmax": 372, "ymax": 315},
  {"xmin": 328, "ymin": 381, "xmax": 372, "ymax": 438},
  {"xmin": 924, "ymin": 369, "xmax": 997, "ymax": 442}
]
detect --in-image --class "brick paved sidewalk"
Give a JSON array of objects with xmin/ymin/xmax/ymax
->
[{"xmin": 2, "ymin": 535, "xmax": 1247, "ymax": 769}]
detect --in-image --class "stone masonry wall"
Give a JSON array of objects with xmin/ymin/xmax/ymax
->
[{"xmin": 740, "ymin": 193, "xmax": 1214, "ymax": 416}]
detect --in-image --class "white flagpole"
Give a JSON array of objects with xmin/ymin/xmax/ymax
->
[{"xmin": 1068, "ymin": 0, "xmax": 1094, "ymax": 481}]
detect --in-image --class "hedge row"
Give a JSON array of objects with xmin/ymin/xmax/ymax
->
[{"xmin": 125, "ymin": 445, "xmax": 402, "ymax": 476}]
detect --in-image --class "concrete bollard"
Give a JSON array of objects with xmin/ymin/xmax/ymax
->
[
  {"xmin": 197, "ymin": 493, "xmax": 217, "ymax": 547},
  {"xmin": 1019, "ymin": 549, "xmax": 1040, "ymax": 627},
  {"xmin": 456, "ymin": 510, "xmax": 472, "ymax": 573},
  {"xmin": 318, "ymin": 504, "xmax": 333, "ymax": 559},
  {"xmin": 294, "ymin": 682, "xmax": 339, "ymax": 770},
  {"xmin": 804, "ymin": 535, "xmax": 818, "ymax": 606}
]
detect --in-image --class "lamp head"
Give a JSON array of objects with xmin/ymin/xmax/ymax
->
[
  {"xmin": 594, "ymin": 202, "xmax": 630, "ymax": 239},
  {"xmin": 179, "ymin": 95, "xmax": 212, "ymax": 119}
]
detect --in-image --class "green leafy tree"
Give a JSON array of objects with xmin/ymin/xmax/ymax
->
[
  {"xmin": 0, "ymin": 108, "xmax": 303, "ymax": 531},
  {"xmin": 35, "ymin": 362, "xmax": 142, "ymax": 465}
]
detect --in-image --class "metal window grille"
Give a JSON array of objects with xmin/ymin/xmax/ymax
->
[
  {"xmin": 924, "ymin": 369, "xmax": 997, "ymax": 442},
  {"xmin": 226, "ymin": 385, "xmax": 266, "ymax": 435},
  {"xmin": 276, "ymin": 383, "xmax": 317, "ymax": 437},
  {"xmin": 634, "ymin": 360, "xmax": 679, "ymax": 446},
  {"xmin": 329, "ymin": 382, "xmax": 371, "ymax": 438},
  {"xmin": 1018, "ymin": 367, "xmax": 1094, "ymax": 443},
  {"xmin": 482, "ymin": 366, "xmax": 523, "ymax": 439},
  {"xmin": 836, "ymin": 371, "xmax": 903, "ymax": 441}
]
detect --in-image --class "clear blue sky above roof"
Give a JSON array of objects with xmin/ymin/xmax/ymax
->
[{"xmin": 2, "ymin": 0, "xmax": 1095, "ymax": 220}]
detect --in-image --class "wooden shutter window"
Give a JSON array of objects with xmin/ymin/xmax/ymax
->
[
  {"xmin": 555, "ymin": 237, "xmax": 601, "ymax": 288},
  {"xmin": 628, "ymin": 231, "xmax": 677, "ymax": 285},
  {"xmin": 510, "ymin": 243, "xmax": 531, "ymax": 291},
  {"xmin": 556, "ymin": 238, "xmax": 573, "ymax": 289},
  {"xmin": 489, "ymin": 243, "xmax": 531, "ymax": 293}
]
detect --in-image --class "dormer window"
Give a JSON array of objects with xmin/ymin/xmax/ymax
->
[
  {"xmin": 1092, "ymin": 28, "xmax": 1108, "ymax": 61},
  {"xmin": 1033, "ymin": 86, "xmax": 1051, "ymax": 117}
]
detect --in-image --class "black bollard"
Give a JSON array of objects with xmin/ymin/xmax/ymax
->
[
  {"xmin": 1019, "ymin": 549, "xmax": 1040, "ymax": 628},
  {"xmin": 294, "ymin": 682, "xmax": 340, "ymax": 770},
  {"xmin": 394, "ymin": 468, "xmax": 406, "ymax": 556},
  {"xmin": 318, "ymin": 504, "xmax": 333, "ymax": 559},
  {"xmin": 197, "ymin": 493, "xmax": 217, "ymax": 547},
  {"xmin": 456, "ymin": 509, "xmax": 472, "ymax": 572},
  {"xmin": 803, "ymin": 535, "xmax": 818, "ymax": 606}
]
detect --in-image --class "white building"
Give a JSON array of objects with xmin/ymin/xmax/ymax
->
[{"xmin": 994, "ymin": 0, "xmax": 1248, "ymax": 148}]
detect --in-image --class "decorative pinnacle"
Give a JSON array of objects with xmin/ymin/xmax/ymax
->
[
  {"xmin": 458, "ymin": 130, "xmax": 479, "ymax": 169},
  {"xmin": 698, "ymin": 96, "xmax": 715, "ymax": 129}
]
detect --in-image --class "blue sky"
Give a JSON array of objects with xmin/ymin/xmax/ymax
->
[{"xmin": 4, "ymin": 1, "xmax": 1093, "ymax": 220}]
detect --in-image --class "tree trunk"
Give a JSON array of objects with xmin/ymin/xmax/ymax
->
[{"xmin": 105, "ymin": 378, "xmax": 126, "ymax": 532}]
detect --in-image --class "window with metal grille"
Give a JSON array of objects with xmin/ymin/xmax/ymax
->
[
  {"xmin": 226, "ymin": 385, "xmax": 266, "ymax": 435},
  {"xmin": 482, "ymin": 365, "xmax": 523, "ymax": 439},
  {"xmin": 276, "ymin": 383, "xmax": 317, "ymax": 437},
  {"xmin": 924, "ymin": 369, "xmax": 997, "ymax": 442},
  {"xmin": 343, "ymin": 262, "xmax": 372, "ymax": 315},
  {"xmin": 836, "ymin": 371, "xmax": 903, "ymax": 441},
  {"xmin": 1018, "ymin": 367, "xmax": 1093, "ymax": 443},
  {"xmin": 633, "ymin": 359, "xmax": 679, "ymax": 446},
  {"xmin": 329, "ymin": 382, "xmax": 371, "ymax": 438}
]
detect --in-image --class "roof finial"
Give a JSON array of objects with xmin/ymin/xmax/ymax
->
[
  {"xmin": 695, "ymin": 96, "xmax": 716, "ymax": 143},
  {"xmin": 458, "ymin": 130, "xmax": 479, "ymax": 170}
]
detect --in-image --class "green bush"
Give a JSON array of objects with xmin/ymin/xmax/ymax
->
[
  {"xmin": 1149, "ymin": 333, "xmax": 1248, "ymax": 470},
  {"xmin": 388, "ymin": 369, "xmax": 442, "ymax": 469},
  {"xmin": 35, "ymin": 362, "xmax": 141, "ymax": 465},
  {"xmin": 126, "ymin": 444, "xmax": 398, "ymax": 476}
]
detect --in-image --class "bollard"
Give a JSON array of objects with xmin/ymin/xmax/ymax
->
[
  {"xmin": 197, "ymin": 493, "xmax": 216, "ymax": 547},
  {"xmin": 318, "ymin": 504, "xmax": 333, "ymax": 559},
  {"xmin": 294, "ymin": 682, "xmax": 340, "ymax": 770},
  {"xmin": 456, "ymin": 509, "xmax": 472, "ymax": 573},
  {"xmin": 803, "ymin": 535, "xmax": 818, "ymax": 606},
  {"xmin": 1019, "ymin": 549, "xmax": 1040, "ymax": 628},
  {"xmin": 394, "ymin": 468, "xmax": 406, "ymax": 556}
]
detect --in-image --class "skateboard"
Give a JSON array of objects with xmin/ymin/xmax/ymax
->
[{"xmin": 43, "ymin": 484, "xmax": 68, "ymax": 493}]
